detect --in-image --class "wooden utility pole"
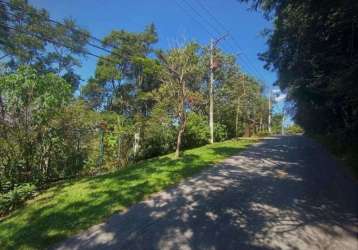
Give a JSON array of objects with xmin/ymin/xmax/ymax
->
[
  {"xmin": 209, "ymin": 39, "xmax": 214, "ymax": 144},
  {"xmin": 268, "ymin": 90, "xmax": 272, "ymax": 134},
  {"xmin": 281, "ymin": 110, "xmax": 285, "ymax": 135},
  {"xmin": 209, "ymin": 34, "xmax": 227, "ymax": 144},
  {"xmin": 235, "ymin": 74, "xmax": 247, "ymax": 137}
]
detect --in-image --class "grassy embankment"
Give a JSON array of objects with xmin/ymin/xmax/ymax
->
[{"xmin": 0, "ymin": 139, "xmax": 257, "ymax": 250}]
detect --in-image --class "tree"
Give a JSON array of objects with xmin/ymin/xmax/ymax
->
[
  {"xmin": 0, "ymin": 66, "xmax": 71, "ymax": 186},
  {"xmin": 0, "ymin": 0, "xmax": 89, "ymax": 92},
  {"xmin": 158, "ymin": 42, "xmax": 203, "ymax": 158},
  {"xmin": 81, "ymin": 24, "xmax": 160, "ymax": 114},
  {"xmin": 271, "ymin": 113, "xmax": 283, "ymax": 135},
  {"xmin": 240, "ymin": 0, "xmax": 358, "ymax": 146},
  {"xmin": 212, "ymin": 50, "xmax": 268, "ymax": 137}
]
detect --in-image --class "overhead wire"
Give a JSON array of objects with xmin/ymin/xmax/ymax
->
[
  {"xmin": 1, "ymin": 0, "xmax": 268, "ymax": 87},
  {"xmin": 191, "ymin": 0, "xmax": 268, "ymax": 84},
  {"xmin": 173, "ymin": 0, "xmax": 216, "ymax": 38},
  {"xmin": 0, "ymin": 0, "xmax": 123, "ymax": 59},
  {"xmin": 174, "ymin": 0, "xmax": 261, "ymax": 81},
  {"xmin": 0, "ymin": 23, "xmax": 120, "ymax": 66}
]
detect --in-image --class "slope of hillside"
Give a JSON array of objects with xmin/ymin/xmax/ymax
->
[{"xmin": 0, "ymin": 139, "xmax": 257, "ymax": 250}]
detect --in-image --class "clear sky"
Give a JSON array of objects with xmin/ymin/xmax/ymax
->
[{"xmin": 29, "ymin": 0, "xmax": 277, "ymax": 92}]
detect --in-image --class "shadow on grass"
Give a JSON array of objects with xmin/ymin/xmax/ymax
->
[{"xmin": 0, "ymin": 140, "xmax": 255, "ymax": 250}]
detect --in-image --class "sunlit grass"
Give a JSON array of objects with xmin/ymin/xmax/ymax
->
[{"xmin": 0, "ymin": 139, "xmax": 257, "ymax": 250}]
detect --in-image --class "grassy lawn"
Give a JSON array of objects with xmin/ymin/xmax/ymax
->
[{"xmin": 0, "ymin": 139, "xmax": 257, "ymax": 250}]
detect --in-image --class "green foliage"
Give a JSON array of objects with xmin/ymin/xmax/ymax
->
[
  {"xmin": 158, "ymin": 42, "xmax": 205, "ymax": 157},
  {"xmin": 0, "ymin": 0, "xmax": 272, "ymax": 229},
  {"xmin": 0, "ymin": 0, "xmax": 89, "ymax": 92},
  {"xmin": 242, "ymin": 0, "xmax": 358, "ymax": 146},
  {"xmin": 286, "ymin": 124, "xmax": 304, "ymax": 135},
  {"xmin": 271, "ymin": 113, "xmax": 283, "ymax": 134},
  {"xmin": 81, "ymin": 24, "xmax": 159, "ymax": 112},
  {"xmin": 182, "ymin": 112, "xmax": 210, "ymax": 148},
  {"xmin": 0, "ymin": 139, "xmax": 256, "ymax": 250},
  {"xmin": 139, "ymin": 105, "xmax": 176, "ymax": 159},
  {"xmin": 0, "ymin": 183, "xmax": 36, "ymax": 216},
  {"xmin": 213, "ymin": 52, "xmax": 269, "ymax": 138},
  {"xmin": 214, "ymin": 122, "xmax": 228, "ymax": 142},
  {"xmin": 0, "ymin": 67, "xmax": 72, "ymax": 186}
]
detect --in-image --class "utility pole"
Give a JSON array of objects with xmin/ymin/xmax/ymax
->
[
  {"xmin": 209, "ymin": 34, "xmax": 227, "ymax": 144},
  {"xmin": 209, "ymin": 39, "xmax": 214, "ymax": 144},
  {"xmin": 268, "ymin": 90, "xmax": 272, "ymax": 134},
  {"xmin": 281, "ymin": 110, "xmax": 285, "ymax": 135}
]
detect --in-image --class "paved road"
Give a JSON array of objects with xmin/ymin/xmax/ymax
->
[{"xmin": 54, "ymin": 136, "xmax": 358, "ymax": 250}]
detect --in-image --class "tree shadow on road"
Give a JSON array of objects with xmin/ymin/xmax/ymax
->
[{"xmin": 54, "ymin": 136, "xmax": 358, "ymax": 250}]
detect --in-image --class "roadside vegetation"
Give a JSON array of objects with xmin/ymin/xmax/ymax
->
[
  {"xmin": 313, "ymin": 135, "xmax": 358, "ymax": 179},
  {"xmin": 240, "ymin": 0, "xmax": 358, "ymax": 173},
  {"xmin": 0, "ymin": 139, "xmax": 256, "ymax": 250},
  {"xmin": 0, "ymin": 1, "xmax": 270, "ymax": 218},
  {"xmin": 2, "ymin": 0, "xmax": 356, "ymax": 247}
]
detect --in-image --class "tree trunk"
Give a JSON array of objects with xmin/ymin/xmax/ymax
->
[{"xmin": 175, "ymin": 109, "xmax": 186, "ymax": 159}]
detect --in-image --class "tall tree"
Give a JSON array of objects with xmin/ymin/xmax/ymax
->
[
  {"xmin": 0, "ymin": 0, "xmax": 89, "ymax": 91},
  {"xmin": 158, "ymin": 42, "xmax": 203, "ymax": 158},
  {"xmin": 240, "ymin": 0, "xmax": 358, "ymax": 145},
  {"xmin": 81, "ymin": 24, "xmax": 160, "ymax": 116}
]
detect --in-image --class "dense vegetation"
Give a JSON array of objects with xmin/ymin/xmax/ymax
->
[
  {"xmin": 0, "ymin": 0, "xmax": 270, "ymax": 215},
  {"xmin": 241, "ymin": 0, "xmax": 358, "ymax": 163}
]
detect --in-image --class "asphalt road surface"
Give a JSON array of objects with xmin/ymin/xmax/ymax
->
[{"xmin": 53, "ymin": 136, "xmax": 358, "ymax": 250}]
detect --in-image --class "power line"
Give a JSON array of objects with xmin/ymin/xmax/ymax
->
[
  {"xmin": 175, "ymin": 0, "xmax": 248, "ymax": 79},
  {"xmin": 181, "ymin": 0, "xmax": 223, "ymax": 37},
  {"xmin": 0, "ymin": 0, "xmax": 120, "ymax": 56},
  {"xmin": 0, "ymin": 23, "xmax": 120, "ymax": 66},
  {"xmin": 178, "ymin": 1, "xmax": 257, "ymax": 77},
  {"xmin": 173, "ymin": 0, "xmax": 215, "ymax": 38},
  {"xmin": 192, "ymin": 0, "xmax": 268, "ymax": 84},
  {"xmin": 2, "ymin": 0, "xmax": 268, "ymax": 85},
  {"xmin": 175, "ymin": 0, "xmax": 262, "ymax": 81},
  {"xmin": 0, "ymin": 0, "xmax": 114, "ymax": 48}
]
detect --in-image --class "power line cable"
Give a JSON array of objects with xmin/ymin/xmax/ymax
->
[
  {"xmin": 0, "ymin": 0, "xmax": 117, "ymax": 50},
  {"xmin": 192, "ymin": 0, "xmax": 268, "ymax": 83},
  {"xmin": 1, "ymin": 0, "xmax": 267, "ymax": 86},
  {"xmin": 0, "ymin": 23, "xmax": 120, "ymax": 66},
  {"xmin": 173, "ymin": 0, "xmax": 215, "ymax": 38},
  {"xmin": 0, "ymin": 0, "xmax": 122, "ymax": 57},
  {"xmin": 181, "ymin": 0, "xmax": 223, "ymax": 37},
  {"xmin": 176, "ymin": 0, "xmax": 262, "ymax": 80}
]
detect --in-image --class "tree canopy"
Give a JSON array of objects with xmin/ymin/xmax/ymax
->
[{"xmin": 241, "ymin": 0, "xmax": 358, "ymax": 146}]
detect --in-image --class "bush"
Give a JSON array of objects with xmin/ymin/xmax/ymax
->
[
  {"xmin": 0, "ymin": 183, "xmax": 36, "ymax": 216},
  {"xmin": 214, "ymin": 122, "xmax": 228, "ymax": 142},
  {"xmin": 286, "ymin": 124, "xmax": 304, "ymax": 135},
  {"xmin": 138, "ymin": 106, "xmax": 177, "ymax": 159},
  {"xmin": 256, "ymin": 131, "xmax": 270, "ymax": 137},
  {"xmin": 182, "ymin": 112, "xmax": 209, "ymax": 148}
]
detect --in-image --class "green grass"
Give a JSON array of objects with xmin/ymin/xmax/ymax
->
[{"xmin": 0, "ymin": 139, "xmax": 257, "ymax": 250}]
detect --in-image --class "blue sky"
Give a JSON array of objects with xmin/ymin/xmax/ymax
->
[{"xmin": 29, "ymin": 0, "xmax": 277, "ymax": 92}]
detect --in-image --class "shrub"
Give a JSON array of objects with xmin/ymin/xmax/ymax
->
[
  {"xmin": 182, "ymin": 112, "xmax": 210, "ymax": 148},
  {"xmin": 256, "ymin": 131, "xmax": 270, "ymax": 137},
  {"xmin": 214, "ymin": 122, "xmax": 228, "ymax": 142},
  {"xmin": 0, "ymin": 183, "xmax": 36, "ymax": 216}
]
